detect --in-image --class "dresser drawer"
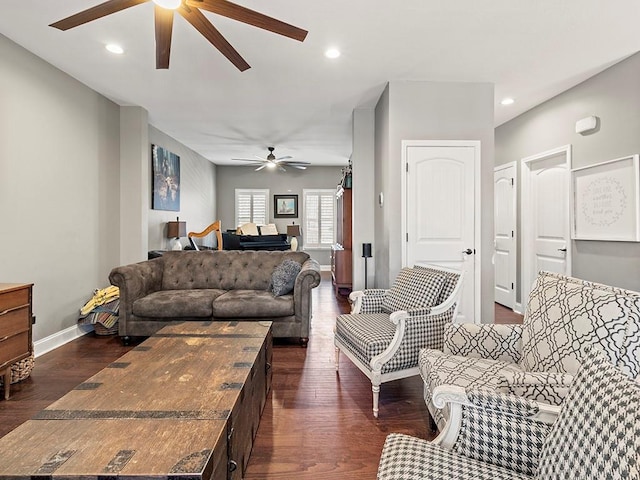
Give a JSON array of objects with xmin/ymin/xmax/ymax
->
[
  {"xmin": 0, "ymin": 288, "xmax": 30, "ymax": 312},
  {"xmin": 0, "ymin": 306, "xmax": 30, "ymax": 339},
  {"xmin": 0, "ymin": 331, "xmax": 30, "ymax": 368}
]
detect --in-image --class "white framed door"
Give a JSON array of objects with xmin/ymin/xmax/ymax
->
[
  {"xmin": 494, "ymin": 162, "xmax": 517, "ymax": 309},
  {"xmin": 521, "ymin": 145, "xmax": 572, "ymax": 302},
  {"xmin": 402, "ymin": 140, "xmax": 481, "ymax": 323}
]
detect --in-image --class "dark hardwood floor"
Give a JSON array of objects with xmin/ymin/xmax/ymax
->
[{"xmin": 0, "ymin": 273, "xmax": 524, "ymax": 479}]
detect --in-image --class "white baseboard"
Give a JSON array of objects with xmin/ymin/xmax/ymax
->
[
  {"xmin": 514, "ymin": 302, "xmax": 524, "ymax": 315},
  {"xmin": 34, "ymin": 324, "xmax": 93, "ymax": 358}
]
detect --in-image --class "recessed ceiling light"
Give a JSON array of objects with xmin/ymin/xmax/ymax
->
[
  {"xmin": 501, "ymin": 97, "xmax": 515, "ymax": 106},
  {"xmin": 105, "ymin": 44, "xmax": 124, "ymax": 54},
  {"xmin": 325, "ymin": 48, "xmax": 341, "ymax": 59}
]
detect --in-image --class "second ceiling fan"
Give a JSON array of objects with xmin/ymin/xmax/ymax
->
[
  {"xmin": 231, "ymin": 147, "xmax": 310, "ymax": 172},
  {"xmin": 49, "ymin": 0, "xmax": 308, "ymax": 70}
]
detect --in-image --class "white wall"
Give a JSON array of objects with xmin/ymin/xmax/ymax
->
[
  {"xmin": 375, "ymin": 80, "xmax": 495, "ymax": 322},
  {"xmin": 496, "ymin": 51, "xmax": 640, "ymax": 296},
  {"xmin": 0, "ymin": 34, "xmax": 121, "ymax": 341}
]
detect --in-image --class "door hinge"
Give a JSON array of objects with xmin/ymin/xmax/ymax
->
[
  {"xmin": 406, "ymin": 232, "xmax": 409, "ymax": 242},
  {"xmin": 406, "ymin": 163, "xmax": 409, "ymax": 173},
  {"xmin": 511, "ymin": 282, "xmax": 514, "ymax": 289},
  {"xmin": 511, "ymin": 177, "xmax": 514, "ymax": 186},
  {"xmin": 511, "ymin": 230, "xmax": 514, "ymax": 238}
]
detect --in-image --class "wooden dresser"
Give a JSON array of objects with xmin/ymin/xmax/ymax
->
[
  {"xmin": 331, "ymin": 187, "xmax": 352, "ymax": 295},
  {"xmin": 0, "ymin": 283, "xmax": 33, "ymax": 400}
]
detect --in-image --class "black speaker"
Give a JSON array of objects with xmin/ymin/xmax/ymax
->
[{"xmin": 362, "ymin": 243, "xmax": 372, "ymax": 258}]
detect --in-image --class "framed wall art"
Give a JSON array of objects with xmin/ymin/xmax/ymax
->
[
  {"xmin": 571, "ymin": 154, "xmax": 640, "ymax": 241},
  {"xmin": 152, "ymin": 144, "xmax": 181, "ymax": 211},
  {"xmin": 274, "ymin": 194, "xmax": 298, "ymax": 218}
]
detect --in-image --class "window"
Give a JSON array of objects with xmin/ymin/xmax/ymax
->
[
  {"xmin": 303, "ymin": 189, "xmax": 335, "ymax": 249},
  {"xmin": 235, "ymin": 189, "xmax": 269, "ymax": 227}
]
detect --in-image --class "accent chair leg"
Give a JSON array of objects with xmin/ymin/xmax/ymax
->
[{"xmin": 372, "ymin": 384, "xmax": 380, "ymax": 418}]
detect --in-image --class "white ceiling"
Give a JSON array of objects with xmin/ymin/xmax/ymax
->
[{"xmin": 1, "ymin": 1, "xmax": 639, "ymax": 167}]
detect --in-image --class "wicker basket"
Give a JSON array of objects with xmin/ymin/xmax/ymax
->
[
  {"xmin": 0, "ymin": 352, "xmax": 35, "ymax": 386},
  {"xmin": 94, "ymin": 321, "xmax": 119, "ymax": 336}
]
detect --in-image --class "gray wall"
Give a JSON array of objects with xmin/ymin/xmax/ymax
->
[
  {"xmin": 496, "ymin": 52, "xmax": 640, "ymax": 295},
  {"xmin": 216, "ymin": 166, "xmax": 343, "ymax": 266},
  {"xmin": 352, "ymin": 108, "xmax": 376, "ymax": 290},
  {"xmin": 0, "ymin": 34, "xmax": 121, "ymax": 341},
  {"xmin": 375, "ymin": 80, "xmax": 496, "ymax": 322},
  {"xmin": 148, "ymin": 126, "xmax": 217, "ymax": 251}
]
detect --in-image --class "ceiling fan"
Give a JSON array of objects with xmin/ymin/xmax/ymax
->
[
  {"xmin": 49, "ymin": 0, "xmax": 308, "ymax": 70},
  {"xmin": 231, "ymin": 147, "xmax": 310, "ymax": 172}
]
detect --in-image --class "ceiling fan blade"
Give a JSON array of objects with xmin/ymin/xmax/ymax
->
[
  {"xmin": 288, "ymin": 164, "xmax": 307, "ymax": 170},
  {"xmin": 278, "ymin": 165, "xmax": 287, "ymax": 172},
  {"xmin": 179, "ymin": 5, "xmax": 250, "ymax": 71},
  {"xmin": 276, "ymin": 155, "xmax": 293, "ymax": 161},
  {"xmin": 50, "ymin": 0, "xmax": 149, "ymax": 30},
  {"xmin": 255, "ymin": 164, "xmax": 268, "ymax": 171},
  {"xmin": 230, "ymin": 157, "xmax": 262, "ymax": 162},
  {"xmin": 187, "ymin": 0, "xmax": 308, "ymax": 42},
  {"xmin": 155, "ymin": 5, "xmax": 174, "ymax": 69}
]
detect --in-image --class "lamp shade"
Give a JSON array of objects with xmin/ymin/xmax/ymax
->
[
  {"xmin": 287, "ymin": 225, "xmax": 301, "ymax": 237},
  {"xmin": 167, "ymin": 217, "xmax": 186, "ymax": 238}
]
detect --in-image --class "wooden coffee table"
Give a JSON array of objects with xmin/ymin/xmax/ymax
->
[{"xmin": 0, "ymin": 321, "xmax": 272, "ymax": 480}]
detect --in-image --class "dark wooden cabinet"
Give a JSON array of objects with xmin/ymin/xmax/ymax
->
[
  {"xmin": 332, "ymin": 188, "xmax": 352, "ymax": 295},
  {"xmin": 0, "ymin": 283, "xmax": 33, "ymax": 400}
]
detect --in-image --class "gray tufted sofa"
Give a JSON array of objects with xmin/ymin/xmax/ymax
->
[{"xmin": 109, "ymin": 250, "xmax": 321, "ymax": 345}]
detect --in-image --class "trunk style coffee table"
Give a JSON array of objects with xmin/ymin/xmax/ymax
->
[{"xmin": 0, "ymin": 321, "xmax": 273, "ymax": 480}]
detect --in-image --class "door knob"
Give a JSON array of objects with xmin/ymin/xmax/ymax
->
[
  {"xmin": 462, "ymin": 248, "xmax": 473, "ymax": 255},
  {"xmin": 558, "ymin": 248, "xmax": 567, "ymax": 252}
]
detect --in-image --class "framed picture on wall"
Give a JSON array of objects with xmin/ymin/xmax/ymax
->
[
  {"xmin": 151, "ymin": 144, "xmax": 180, "ymax": 211},
  {"xmin": 274, "ymin": 194, "xmax": 298, "ymax": 218},
  {"xmin": 571, "ymin": 154, "xmax": 640, "ymax": 241}
]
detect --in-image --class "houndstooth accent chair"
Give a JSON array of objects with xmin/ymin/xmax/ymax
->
[
  {"xmin": 377, "ymin": 345, "xmax": 640, "ymax": 479},
  {"xmin": 334, "ymin": 265, "xmax": 464, "ymax": 418},
  {"xmin": 419, "ymin": 271, "xmax": 640, "ymax": 430}
]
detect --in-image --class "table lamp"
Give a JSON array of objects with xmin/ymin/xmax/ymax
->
[
  {"xmin": 287, "ymin": 224, "xmax": 301, "ymax": 251},
  {"xmin": 167, "ymin": 217, "xmax": 187, "ymax": 250}
]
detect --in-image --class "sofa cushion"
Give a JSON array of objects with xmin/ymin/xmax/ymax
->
[
  {"xmin": 521, "ymin": 271, "xmax": 640, "ymax": 377},
  {"xmin": 213, "ymin": 290, "xmax": 294, "ymax": 318},
  {"xmin": 271, "ymin": 259, "xmax": 302, "ymax": 296},
  {"xmin": 381, "ymin": 267, "xmax": 446, "ymax": 314},
  {"xmin": 132, "ymin": 289, "xmax": 225, "ymax": 318},
  {"xmin": 536, "ymin": 345, "xmax": 640, "ymax": 479}
]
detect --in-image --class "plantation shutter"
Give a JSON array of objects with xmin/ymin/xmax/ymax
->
[
  {"xmin": 235, "ymin": 189, "xmax": 269, "ymax": 227},
  {"xmin": 303, "ymin": 189, "xmax": 335, "ymax": 249}
]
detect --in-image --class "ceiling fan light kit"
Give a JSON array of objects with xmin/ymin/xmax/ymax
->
[
  {"xmin": 230, "ymin": 146, "xmax": 310, "ymax": 172},
  {"xmin": 49, "ymin": 0, "xmax": 308, "ymax": 70}
]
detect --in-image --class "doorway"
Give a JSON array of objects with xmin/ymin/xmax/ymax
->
[
  {"xmin": 521, "ymin": 145, "xmax": 572, "ymax": 302},
  {"xmin": 494, "ymin": 162, "xmax": 517, "ymax": 309}
]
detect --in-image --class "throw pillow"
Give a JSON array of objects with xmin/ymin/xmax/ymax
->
[
  {"xmin": 536, "ymin": 344, "xmax": 640, "ymax": 479},
  {"xmin": 381, "ymin": 267, "xmax": 446, "ymax": 314},
  {"xmin": 271, "ymin": 259, "xmax": 302, "ymax": 296}
]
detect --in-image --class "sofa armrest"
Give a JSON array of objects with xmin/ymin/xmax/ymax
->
[
  {"xmin": 432, "ymin": 385, "xmax": 559, "ymax": 476},
  {"xmin": 349, "ymin": 289, "xmax": 387, "ymax": 314},
  {"xmin": 293, "ymin": 258, "xmax": 321, "ymax": 338},
  {"xmin": 443, "ymin": 323, "xmax": 523, "ymax": 363},
  {"xmin": 499, "ymin": 370, "xmax": 574, "ymax": 405},
  {"xmin": 108, "ymin": 259, "xmax": 164, "ymax": 334}
]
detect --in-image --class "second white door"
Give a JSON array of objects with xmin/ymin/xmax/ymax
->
[{"xmin": 494, "ymin": 162, "xmax": 516, "ymax": 309}]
